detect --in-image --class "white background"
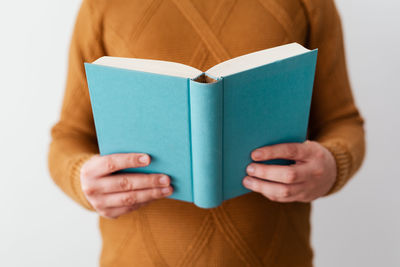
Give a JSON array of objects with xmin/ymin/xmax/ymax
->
[{"xmin": 0, "ymin": 0, "xmax": 399, "ymax": 266}]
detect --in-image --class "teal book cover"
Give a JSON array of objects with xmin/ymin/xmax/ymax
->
[{"xmin": 84, "ymin": 43, "xmax": 318, "ymax": 208}]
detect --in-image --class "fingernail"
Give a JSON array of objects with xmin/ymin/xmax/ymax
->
[
  {"xmin": 159, "ymin": 175, "xmax": 169, "ymax": 185},
  {"xmin": 246, "ymin": 165, "xmax": 255, "ymax": 175},
  {"xmin": 252, "ymin": 150, "xmax": 263, "ymax": 160},
  {"xmin": 243, "ymin": 178, "xmax": 253, "ymax": 188},
  {"xmin": 138, "ymin": 154, "xmax": 149, "ymax": 163},
  {"xmin": 161, "ymin": 187, "xmax": 171, "ymax": 195}
]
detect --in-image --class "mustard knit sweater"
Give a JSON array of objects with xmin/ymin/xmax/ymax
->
[{"xmin": 48, "ymin": 0, "xmax": 365, "ymax": 266}]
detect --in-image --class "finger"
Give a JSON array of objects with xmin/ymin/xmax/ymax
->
[
  {"xmin": 246, "ymin": 163, "xmax": 306, "ymax": 184},
  {"xmin": 251, "ymin": 141, "xmax": 312, "ymax": 162},
  {"xmin": 98, "ymin": 203, "xmax": 147, "ymax": 219},
  {"xmin": 83, "ymin": 153, "xmax": 151, "ymax": 178},
  {"xmin": 242, "ymin": 176, "xmax": 304, "ymax": 202},
  {"xmin": 94, "ymin": 173, "xmax": 170, "ymax": 194},
  {"xmin": 93, "ymin": 186, "xmax": 173, "ymax": 209}
]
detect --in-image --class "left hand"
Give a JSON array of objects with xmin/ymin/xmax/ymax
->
[{"xmin": 242, "ymin": 140, "xmax": 337, "ymax": 203}]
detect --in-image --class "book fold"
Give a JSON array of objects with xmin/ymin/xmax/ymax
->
[{"xmin": 189, "ymin": 74, "xmax": 223, "ymax": 208}]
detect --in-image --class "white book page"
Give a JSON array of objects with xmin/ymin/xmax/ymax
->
[
  {"xmin": 92, "ymin": 57, "xmax": 203, "ymax": 79},
  {"xmin": 91, "ymin": 43, "xmax": 309, "ymax": 80},
  {"xmin": 206, "ymin": 43, "xmax": 310, "ymax": 78}
]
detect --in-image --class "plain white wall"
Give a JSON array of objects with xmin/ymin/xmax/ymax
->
[
  {"xmin": 0, "ymin": 1, "xmax": 398, "ymax": 266},
  {"xmin": 0, "ymin": 1, "xmax": 101, "ymax": 267},
  {"xmin": 312, "ymin": 1, "xmax": 400, "ymax": 266}
]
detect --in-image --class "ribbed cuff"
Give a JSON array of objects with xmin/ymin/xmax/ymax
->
[
  {"xmin": 319, "ymin": 140, "xmax": 353, "ymax": 196},
  {"xmin": 69, "ymin": 153, "xmax": 96, "ymax": 211}
]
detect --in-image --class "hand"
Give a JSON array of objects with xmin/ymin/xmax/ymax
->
[
  {"xmin": 242, "ymin": 140, "xmax": 336, "ymax": 203},
  {"xmin": 80, "ymin": 153, "xmax": 173, "ymax": 219}
]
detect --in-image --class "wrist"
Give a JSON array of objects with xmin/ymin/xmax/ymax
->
[
  {"xmin": 318, "ymin": 139, "xmax": 352, "ymax": 196},
  {"xmin": 69, "ymin": 153, "xmax": 97, "ymax": 210}
]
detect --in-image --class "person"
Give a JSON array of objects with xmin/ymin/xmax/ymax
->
[{"xmin": 48, "ymin": 0, "xmax": 365, "ymax": 266}]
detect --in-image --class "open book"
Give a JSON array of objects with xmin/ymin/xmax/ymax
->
[{"xmin": 84, "ymin": 43, "xmax": 317, "ymax": 208}]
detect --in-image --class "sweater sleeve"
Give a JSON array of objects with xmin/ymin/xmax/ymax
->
[
  {"xmin": 303, "ymin": 0, "xmax": 366, "ymax": 195},
  {"xmin": 48, "ymin": 0, "xmax": 105, "ymax": 210}
]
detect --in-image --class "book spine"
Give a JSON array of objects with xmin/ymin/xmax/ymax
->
[{"xmin": 189, "ymin": 75, "xmax": 223, "ymax": 208}]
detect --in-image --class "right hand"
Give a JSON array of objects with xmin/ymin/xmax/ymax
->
[{"xmin": 80, "ymin": 153, "xmax": 173, "ymax": 219}]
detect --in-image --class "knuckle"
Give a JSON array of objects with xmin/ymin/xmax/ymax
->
[
  {"xmin": 119, "ymin": 176, "xmax": 133, "ymax": 191},
  {"xmin": 104, "ymin": 157, "xmax": 116, "ymax": 173},
  {"xmin": 121, "ymin": 194, "xmax": 137, "ymax": 206}
]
